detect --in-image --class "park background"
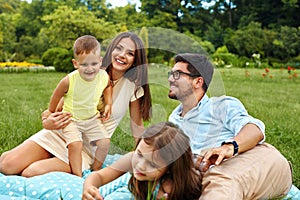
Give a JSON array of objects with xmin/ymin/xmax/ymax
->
[{"xmin": 0, "ymin": 0, "xmax": 299, "ymax": 189}]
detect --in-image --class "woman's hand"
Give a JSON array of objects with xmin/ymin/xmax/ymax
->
[
  {"xmin": 100, "ymin": 104, "xmax": 111, "ymax": 121},
  {"xmin": 82, "ymin": 186, "xmax": 103, "ymax": 200},
  {"xmin": 42, "ymin": 110, "xmax": 72, "ymax": 130}
]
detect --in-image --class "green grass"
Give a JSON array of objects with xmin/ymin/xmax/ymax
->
[{"xmin": 0, "ymin": 66, "xmax": 299, "ymax": 188}]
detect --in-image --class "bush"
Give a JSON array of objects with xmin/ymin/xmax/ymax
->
[
  {"xmin": 42, "ymin": 48, "xmax": 73, "ymax": 72},
  {"xmin": 42, "ymin": 48, "xmax": 65, "ymax": 66},
  {"xmin": 211, "ymin": 46, "xmax": 239, "ymax": 68},
  {"xmin": 27, "ymin": 55, "xmax": 43, "ymax": 65},
  {"xmin": 53, "ymin": 50, "xmax": 73, "ymax": 72},
  {"xmin": 236, "ymin": 56, "xmax": 251, "ymax": 68},
  {"xmin": 260, "ymin": 62, "xmax": 270, "ymax": 69}
]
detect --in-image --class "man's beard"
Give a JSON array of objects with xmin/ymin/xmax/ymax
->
[
  {"xmin": 168, "ymin": 90, "xmax": 178, "ymax": 100},
  {"xmin": 168, "ymin": 87, "xmax": 193, "ymax": 101}
]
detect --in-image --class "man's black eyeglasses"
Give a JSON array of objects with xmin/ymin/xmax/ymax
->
[{"xmin": 168, "ymin": 70, "xmax": 201, "ymax": 80}]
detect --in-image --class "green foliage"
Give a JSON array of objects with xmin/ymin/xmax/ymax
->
[
  {"xmin": 27, "ymin": 57, "xmax": 43, "ymax": 65},
  {"xmin": 42, "ymin": 47, "xmax": 73, "ymax": 72},
  {"xmin": 225, "ymin": 22, "xmax": 266, "ymax": 57},
  {"xmin": 259, "ymin": 62, "xmax": 270, "ymax": 69},
  {"xmin": 272, "ymin": 26, "xmax": 300, "ymax": 61},
  {"xmin": 177, "ymin": 0, "xmax": 212, "ymax": 35},
  {"xmin": 292, "ymin": 54, "xmax": 300, "ymax": 64},
  {"xmin": 0, "ymin": 13, "xmax": 17, "ymax": 60},
  {"xmin": 41, "ymin": 6, "xmax": 120, "ymax": 49},
  {"xmin": 212, "ymin": 46, "xmax": 238, "ymax": 68},
  {"xmin": 236, "ymin": 56, "xmax": 251, "ymax": 68},
  {"xmin": 204, "ymin": 19, "xmax": 225, "ymax": 49},
  {"xmin": 15, "ymin": 35, "xmax": 48, "ymax": 58},
  {"xmin": 215, "ymin": 45, "xmax": 229, "ymax": 54},
  {"xmin": 146, "ymin": 10, "xmax": 177, "ymax": 29},
  {"xmin": 233, "ymin": 0, "xmax": 300, "ymax": 29},
  {"xmin": 146, "ymin": 27, "xmax": 206, "ymax": 65},
  {"xmin": 42, "ymin": 47, "xmax": 65, "ymax": 66},
  {"xmin": 53, "ymin": 49, "xmax": 73, "ymax": 73},
  {"xmin": 0, "ymin": 0, "xmax": 20, "ymax": 14},
  {"xmin": 105, "ymin": 5, "xmax": 146, "ymax": 31},
  {"xmin": 184, "ymin": 31, "xmax": 215, "ymax": 54}
]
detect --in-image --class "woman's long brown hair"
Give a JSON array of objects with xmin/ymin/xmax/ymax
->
[
  {"xmin": 128, "ymin": 122, "xmax": 202, "ymax": 200},
  {"xmin": 101, "ymin": 32, "xmax": 152, "ymax": 120}
]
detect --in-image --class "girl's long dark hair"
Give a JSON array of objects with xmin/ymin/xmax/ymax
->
[
  {"xmin": 128, "ymin": 122, "xmax": 202, "ymax": 200},
  {"xmin": 101, "ymin": 32, "xmax": 152, "ymax": 120}
]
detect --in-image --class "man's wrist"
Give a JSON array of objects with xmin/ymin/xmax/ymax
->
[{"xmin": 221, "ymin": 140, "xmax": 239, "ymax": 156}]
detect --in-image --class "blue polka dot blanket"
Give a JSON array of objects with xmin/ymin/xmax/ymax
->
[{"xmin": 0, "ymin": 154, "xmax": 299, "ymax": 200}]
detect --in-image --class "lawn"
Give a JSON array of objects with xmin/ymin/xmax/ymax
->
[{"xmin": 0, "ymin": 66, "xmax": 299, "ymax": 188}]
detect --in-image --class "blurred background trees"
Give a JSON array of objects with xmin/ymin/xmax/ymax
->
[{"xmin": 0, "ymin": 0, "xmax": 299, "ymax": 71}]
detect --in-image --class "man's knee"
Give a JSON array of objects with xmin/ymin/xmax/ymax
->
[{"xmin": 200, "ymin": 167, "xmax": 243, "ymax": 200}]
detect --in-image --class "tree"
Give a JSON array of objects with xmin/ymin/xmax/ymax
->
[
  {"xmin": 140, "ymin": 0, "xmax": 179, "ymax": 28},
  {"xmin": 103, "ymin": 5, "xmax": 148, "ymax": 31},
  {"xmin": 232, "ymin": 0, "xmax": 300, "ymax": 29},
  {"xmin": 204, "ymin": 19, "xmax": 225, "ymax": 49},
  {"xmin": 0, "ymin": 0, "xmax": 20, "ymax": 14},
  {"xmin": 146, "ymin": 27, "xmax": 207, "ymax": 64},
  {"xmin": 41, "ymin": 6, "xmax": 120, "ymax": 50},
  {"xmin": 0, "ymin": 13, "xmax": 17, "ymax": 61},
  {"xmin": 272, "ymin": 26, "xmax": 300, "ymax": 61},
  {"xmin": 225, "ymin": 22, "xmax": 266, "ymax": 58}
]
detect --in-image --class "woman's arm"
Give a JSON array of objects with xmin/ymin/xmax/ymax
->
[
  {"xmin": 82, "ymin": 152, "xmax": 133, "ymax": 200},
  {"xmin": 101, "ymin": 81, "xmax": 112, "ymax": 121},
  {"xmin": 129, "ymin": 99, "xmax": 144, "ymax": 143}
]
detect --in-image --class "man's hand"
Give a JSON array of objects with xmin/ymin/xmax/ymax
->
[
  {"xmin": 194, "ymin": 154, "xmax": 218, "ymax": 173},
  {"xmin": 195, "ymin": 145, "xmax": 235, "ymax": 172}
]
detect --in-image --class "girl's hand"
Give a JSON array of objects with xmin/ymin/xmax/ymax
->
[
  {"xmin": 82, "ymin": 186, "xmax": 103, "ymax": 200},
  {"xmin": 42, "ymin": 110, "xmax": 72, "ymax": 130}
]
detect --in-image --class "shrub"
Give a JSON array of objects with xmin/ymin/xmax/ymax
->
[
  {"xmin": 212, "ymin": 46, "xmax": 239, "ymax": 68},
  {"xmin": 42, "ymin": 48, "xmax": 73, "ymax": 72},
  {"xmin": 237, "ymin": 56, "xmax": 251, "ymax": 68},
  {"xmin": 53, "ymin": 50, "xmax": 73, "ymax": 72},
  {"xmin": 271, "ymin": 62, "xmax": 285, "ymax": 69},
  {"xmin": 42, "ymin": 47, "xmax": 66, "ymax": 67}
]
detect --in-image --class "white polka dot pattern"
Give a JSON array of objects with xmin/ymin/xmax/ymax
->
[{"xmin": 0, "ymin": 154, "xmax": 133, "ymax": 200}]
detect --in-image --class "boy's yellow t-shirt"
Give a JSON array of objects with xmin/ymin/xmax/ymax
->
[{"xmin": 63, "ymin": 69, "xmax": 109, "ymax": 120}]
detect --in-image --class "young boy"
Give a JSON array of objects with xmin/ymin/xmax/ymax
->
[{"xmin": 45, "ymin": 35, "xmax": 112, "ymax": 177}]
